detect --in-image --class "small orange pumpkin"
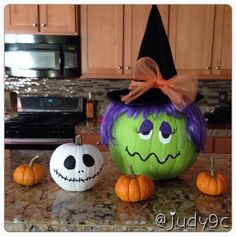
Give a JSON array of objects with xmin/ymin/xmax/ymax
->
[
  {"xmin": 196, "ymin": 157, "xmax": 228, "ymax": 195},
  {"xmin": 13, "ymin": 155, "xmax": 45, "ymax": 186},
  {"xmin": 115, "ymin": 166, "xmax": 155, "ymax": 202}
]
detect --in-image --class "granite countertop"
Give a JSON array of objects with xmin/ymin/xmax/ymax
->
[
  {"xmin": 5, "ymin": 149, "xmax": 231, "ymax": 232},
  {"xmin": 75, "ymin": 120, "xmax": 232, "ymax": 138}
]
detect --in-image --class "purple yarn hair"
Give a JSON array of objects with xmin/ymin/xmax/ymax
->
[{"xmin": 100, "ymin": 102, "xmax": 207, "ymax": 152}]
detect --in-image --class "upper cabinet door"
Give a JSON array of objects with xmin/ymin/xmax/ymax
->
[
  {"xmin": 169, "ymin": 5, "xmax": 215, "ymax": 75},
  {"xmin": 81, "ymin": 5, "xmax": 123, "ymax": 78},
  {"xmin": 4, "ymin": 5, "xmax": 39, "ymax": 33},
  {"xmin": 39, "ymin": 5, "xmax": 78, "ymax": 35},
  {"xmin": 124, "ymin": 5, "xmax": 169, "ymax": 76},
  {"xmin": 4, "ymin": 4, "xmax": 78, "ymax": 35},
  {"xmin": 211, "ymin": 5, "xmax": 232, "ymax": 77},
  {"xmin": 80, "ymin": 5, "xmax": 169, "ymax": 78}
]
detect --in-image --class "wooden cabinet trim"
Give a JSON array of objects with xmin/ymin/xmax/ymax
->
[
  {"xmin": 81, "ymin": 5, "xmax": 88, "ymax": 74},
  {"xmin": 123, "ymin": 5, "xmax": 132, "ymax": 75},
  {"xmin": 211, "ymin": 5, "xmax": 232, "ymax": 76}
]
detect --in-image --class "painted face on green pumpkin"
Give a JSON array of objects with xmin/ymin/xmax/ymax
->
[{"xmin": 109, "ymin": 112, "xmax": 197, "ymax": 180}]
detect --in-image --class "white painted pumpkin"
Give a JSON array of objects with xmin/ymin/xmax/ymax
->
[{"xmin": 50, "ymin": 135, "xmax": 104, "ymax": 191}]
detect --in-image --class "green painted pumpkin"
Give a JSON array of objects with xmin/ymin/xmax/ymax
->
[{"xmin": 108, "ymin": 112, "xmax": 197, "ymax": 180}]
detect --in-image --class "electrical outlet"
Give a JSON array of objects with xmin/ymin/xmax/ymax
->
[{"xmin": 218, "ymin": 91, "xmax": 228, "ymax": 103}]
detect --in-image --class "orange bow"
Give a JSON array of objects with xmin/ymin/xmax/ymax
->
[{"xmin": 121, "ymin": 57, "xmax": 198, "ymax": 112}]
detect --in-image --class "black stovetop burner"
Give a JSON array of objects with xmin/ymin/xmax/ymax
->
[
  {"xmin": 5, "ymin": 113, "xmax": 85, "ymax": 129},
  {"xmin": 204, "ymin": 102, "xmax": 231, "ymax": 124},
  {"xmin": 5, "ymin": 96, "xmax": 86, "ymax": 150}
]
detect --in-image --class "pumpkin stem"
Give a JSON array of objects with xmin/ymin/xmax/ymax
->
[
  {"xmin": 29, "ymin": 155, "xmax": 39, "ymax": 167},
  {"xmin": 75, "ymin": 135, "xmax": 82, "ymax": 145},
  {"xmin": 210, "ymin": 156, "xmax": 215, "ymax": 177},
  {"xmin": 129, "ymin": 165, "xmax": 136, "ymax": 179}
]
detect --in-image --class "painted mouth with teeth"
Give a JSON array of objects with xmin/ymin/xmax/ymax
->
[
  {"xmin": 125, "ymin": 146, "xmax": 181, "ymax": 164},
  {"xmin": 53, "ymin": 165, "xmax": 104, "ymax": 183}
]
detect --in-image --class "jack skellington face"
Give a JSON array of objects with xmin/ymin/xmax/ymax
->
[{"xmin": 50, "ymin": 143, "xmax": 104, "ymax": 191}]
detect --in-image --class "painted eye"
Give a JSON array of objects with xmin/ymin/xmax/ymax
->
[
  {"xmin": 159, "ymin": 121, "xmax": 172, "ymax": 144},
  {"xmin": 82, "ymin": 154, "xmax": 95, "ymax": 167},
  {"xmin": 138, "ymin": 119, "xmax": 153, "ymax": 140},
  {"xmin": 64, "ymin": 155, "xmax": 76, "ymax": 170}
]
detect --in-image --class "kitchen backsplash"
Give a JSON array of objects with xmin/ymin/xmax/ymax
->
[{"xmin": 4, "ymin": 77, "xmax": 231, "ymax": 117}]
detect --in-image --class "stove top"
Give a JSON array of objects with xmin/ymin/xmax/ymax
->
[
  {"xmin": 5, "ymin": 113, "xmax": 85, "ymax": 129},
  {"xmin": 204, "ymin": 103, "xmax": 231, "ymax": 124},
  {"xmin": 5, "ymin": 96, "xmax": 86, "ymax": 149}
]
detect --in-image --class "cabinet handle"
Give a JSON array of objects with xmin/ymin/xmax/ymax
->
[
  {"xmin": 32, "ymin": 23, "xmax": 38, "ymax": 27},
  {"xmin": 41, "ymin": 23, "xmax": 46, "ymax": 27},
  {"xmin": 215, "ymin": 66, "xmax": 220, "ymax": 70},
  {"xmin": 96, "ymin": 141, "xmax": 101, "ymax": 145},
  {"xmin": 125, "ymin": 66, "xmax": 131, "ymax": 70},
  {"xmin": 117, "ymin": 66, "xmax": 122, "ymax": 70},
  {"xmin": 205, "ymin": 66, "xmax": 211, "ymax": 70}
]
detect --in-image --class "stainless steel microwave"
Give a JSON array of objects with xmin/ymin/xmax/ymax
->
[{"xmin": 4, "ymin": 34, "xmax": 81, "ymax": 78}]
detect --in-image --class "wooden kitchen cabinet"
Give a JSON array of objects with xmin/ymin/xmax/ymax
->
[
  {"xmin": 169, "ymin": 5, "xmax": 232, "ymax": 79},
  {"xmin": 211, "ymin": 5, "xmax": 232, "ymax": 77},
  {"xmin": 4, "ymin": 5, "xmax": 39, "ymax": 33},
  {"xmin": 81, "ymin": 4, "xmax": 231, "ymax": 79},
  {"xmin": 80, "ymin": 5, "xmax": 169, "ymax": 78},
  {"xmin": 204, "ymin": 137, "xmax": 214, "ymax": 153},
  {"xmin": 169, "ymin": 5, "xmax": 215, "ymax": 75},
  {"xmin": 81, "ymin": 133, "xmax": 108, "ymax": 151},
  {"xmin": 214, "ymin": 137, "xmax": 231, "ymax": 154},
  {"xmin": 204, "ymin": 136, "xmax": 231, "ymax": 154},
  {"xmin": 4, "ymin": 4, "xmax": 79, "ymax": 35},
  {"xmin": 81, "ymin": 5, "xmax": 123, "ymax": 78}
]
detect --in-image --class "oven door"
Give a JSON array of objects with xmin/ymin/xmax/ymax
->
[
  {"xmin": 5, "ymin": 43, "xmax": 62, "ymax": 78},
  {"xmin": 5, "ymin": 124, "xmax": 76, "ymax": 150}
]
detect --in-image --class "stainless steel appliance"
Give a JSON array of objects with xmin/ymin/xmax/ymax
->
[
  {"xmin": 204, "ymin": 102, "xmax": 231, "ymax": 124},
  {"xmin": 5, "ymin": 34, "xmax": 81, "ymax": 78},
  {"xmin": 5, "ymin": 96, "xmax": 86, "ymax": 149}
]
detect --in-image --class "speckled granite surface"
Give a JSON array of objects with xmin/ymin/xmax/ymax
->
[
  {"xmin": 5, "ymin": 149, "xmax": 231, "ymax": 232},
  {"xmin": 75, "ymin": 120, "xmax": 102, "ymax": 135}
]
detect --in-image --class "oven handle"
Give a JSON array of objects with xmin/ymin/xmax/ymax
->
[{"xmin": 5, "ymin": 138, "xmax": 73, "ymax": 145}]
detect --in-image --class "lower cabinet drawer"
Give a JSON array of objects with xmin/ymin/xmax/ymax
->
[
  {"xmin": 81, "ymin": 134, "xmax": 108, "ymax": 151},
  {"xmin": 204, "ymin": 137, "xmax": 214, "ymax": 153},
  {"xmin": 214, "ymin": 137, "xmax": 231, "ymax": 154}
]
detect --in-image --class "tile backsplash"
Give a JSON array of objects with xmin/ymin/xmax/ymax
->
[{"xmin": 4, "ymin": 77, "xmax": 231, "ymax": 116}]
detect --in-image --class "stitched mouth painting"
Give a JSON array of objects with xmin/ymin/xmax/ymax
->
[{"xmin": 125, "ymin": 146, "xmax": 181, "ymax": 164}]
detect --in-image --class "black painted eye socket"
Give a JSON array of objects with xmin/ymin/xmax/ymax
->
[
  {"xmin": 159, "ymin": 121, "xmax": 172, "ymax": 137},
  {"xmin": 138, "ymin": 119, "xmax": 153, "ymax": 135},
  {"xmin": 64, "ymin": 155, "xmax": 76, "ymax": 170},
  {"xmin": 159, "ymin": 121, "xmax": 173, "ymax": 144},
  {"xmin": 137, "ymin": 119, "xmax": 153, "ymax": 140},
  {"xmin": 83, "ymin": 154, "xmax": 95, "ymax": 167}
]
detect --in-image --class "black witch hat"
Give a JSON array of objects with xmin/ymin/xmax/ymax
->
[{"xmin": 107, "ymin": 5, "xmax": 202, "ymax": 106}]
